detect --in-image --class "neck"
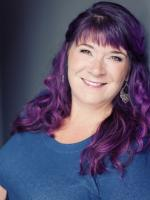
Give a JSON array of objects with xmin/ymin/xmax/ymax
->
[
  {"xmin": 68, "ymin": 100, "xmax": 113, "ymax": 130},
  {"xmin": 53, "ymin": 100, "xmax": 112, "ymax": 143}
]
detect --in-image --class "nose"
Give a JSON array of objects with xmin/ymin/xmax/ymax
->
[{"xmin": 88, "ymin": 57, "xmax": 106, "ymax": 77}]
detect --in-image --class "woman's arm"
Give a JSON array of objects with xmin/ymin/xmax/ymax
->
[{"xmin": 0, "ymin": 186, "xmax": 7, "ymax": 200}]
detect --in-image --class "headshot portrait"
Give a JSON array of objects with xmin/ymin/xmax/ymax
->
[{"xmin": 0, "ymin": 0, "xmax": 150, "ymax": 199}]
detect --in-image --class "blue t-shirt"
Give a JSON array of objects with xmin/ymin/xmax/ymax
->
[{"xmin": 0, "ymin": 131, "xmax": 150, "ymax": 200}]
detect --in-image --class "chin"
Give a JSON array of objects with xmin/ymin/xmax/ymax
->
[{"xmin": 81, "ymin": 98, "xmax": 108, "ymax": 106}]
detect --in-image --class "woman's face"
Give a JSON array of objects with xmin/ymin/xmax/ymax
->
[{"xmin": 67, "ymin": 39, "xmax": 130, "ymax": 107}]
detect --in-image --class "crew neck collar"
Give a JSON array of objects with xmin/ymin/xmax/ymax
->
[{"xmin": 42, "ymin": 132, "xmax": 92, "ymax": 153}]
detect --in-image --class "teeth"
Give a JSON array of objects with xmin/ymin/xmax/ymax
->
[{"xmin": 83, "ymin": 78, "xmax": 106, "ymax": 87}]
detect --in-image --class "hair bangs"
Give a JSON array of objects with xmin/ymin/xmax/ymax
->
[{"xmin": 74, "ymin": 18, "xmax": 127, "ymax": 51}]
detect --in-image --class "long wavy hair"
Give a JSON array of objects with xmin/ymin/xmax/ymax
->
[{"xmin": 11, "ymin": 2, "xmax": 150, "ymax": 176}]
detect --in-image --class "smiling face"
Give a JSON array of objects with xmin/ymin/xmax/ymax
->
[{"xmin": 67, "ymin": 39, "xmax": 130, "ymax": 108}]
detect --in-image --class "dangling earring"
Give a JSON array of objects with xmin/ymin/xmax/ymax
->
[
  {"xmin": 61, "ymin": 74, "xmax": 64, "ymax": 83},
  {"xmin": 120, "ymin": 81, "xmax": 129, "ymax": 103}
]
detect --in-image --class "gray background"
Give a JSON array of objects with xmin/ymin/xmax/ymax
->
[{"xmin": 1, "ymin": 0, "xmax": 150, "ymax": 145}]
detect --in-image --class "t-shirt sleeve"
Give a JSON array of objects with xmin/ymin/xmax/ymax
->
[
  {"xmin": 0, "ymin": 133, "xmax": 23, "ymax": 187},
  {"xmin": 96, "ymin": 151, "xmax": 150, "ymax": 200}
]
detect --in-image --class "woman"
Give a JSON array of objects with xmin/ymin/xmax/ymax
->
[{"xmin": 0, "ymin": 1, "xmax": 150, "ymax": 199}]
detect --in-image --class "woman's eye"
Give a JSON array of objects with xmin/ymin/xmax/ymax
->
[
  {"xmin": 80, "ymin": 49, "xmax": 92, "ymax": 56},
  {"xmin": 111, "ymin": 56, "xmax": 123, "ymax": 62}
]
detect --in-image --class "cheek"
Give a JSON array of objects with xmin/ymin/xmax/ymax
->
[
  {"xmin": 67, "ymin": 63, "xmax": 77, "ymax": 80},
  {"xmin": 109, "ymin": 65, "xmax": 129, "ymax": 83},
  {"xmin": 67, "ymin": 61, "xmax": 78, "ymax": 85},
  {"xmin": 67, "ymin": 59, "xmax": 76, "ymax": 82},
  {"xmin": 68, "ymin": 59, "xmax": 85, "ymax": 78},
  {"xmin": 68, "ymin": 53, "xmax": 79, "ymax": 73}
]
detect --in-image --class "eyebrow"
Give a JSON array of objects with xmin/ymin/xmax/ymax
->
[
  {"xmin": 78, "ymin": 43, "xmax": 94, "ymax": 49},
  {"xmin": 110, "ymin": 51, "xmax": 127, "ymax": 57},
  {"xmin": 78, "ymin": 43, "xmax": 127, "ymax": 57}
]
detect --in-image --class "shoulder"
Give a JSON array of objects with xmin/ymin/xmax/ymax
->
[
  {"xmin": 0, "ymin": 131, "xmax": 40, "ymax": 151},
  {"xmin": 0, "ymin": 131, "xmax": 47, "ymax": 187},
  {"xmin": 123, "ymin": 151, "xmax": 150, "ymax": 194},
  {"xmin": 0, "ymin": 131, "xmax": 47, "ymax": 166},
  {"xmin": 96, "ymin": 151, "xmax": 150, "ymax": 200}
]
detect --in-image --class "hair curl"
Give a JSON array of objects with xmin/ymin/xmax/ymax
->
[{"xmin": 11, "ymin": 1, "xmax": 150, "ymax": 176}]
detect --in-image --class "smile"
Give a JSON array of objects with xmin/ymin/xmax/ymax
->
[{"xmin": 81, "ymin": 78, "xmax": 107, "ymax": 88}]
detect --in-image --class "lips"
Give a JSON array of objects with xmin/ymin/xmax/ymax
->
[{"xmin": 81, "ymin": 78, "xmax": 107, "ymax": 88}]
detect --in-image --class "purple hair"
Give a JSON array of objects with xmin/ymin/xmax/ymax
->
[{"xmin": 11, "ymin": 2, "xmax": 150, "ymax": 176}]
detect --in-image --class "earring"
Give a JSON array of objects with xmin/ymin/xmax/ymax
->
[
  {"xmin": 61, "ymin": 75, "xmax": 64, "ymax": 83},
  {"xmin": 120, "ymin": 81, "xmax": 129, "ymax": 103}
]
